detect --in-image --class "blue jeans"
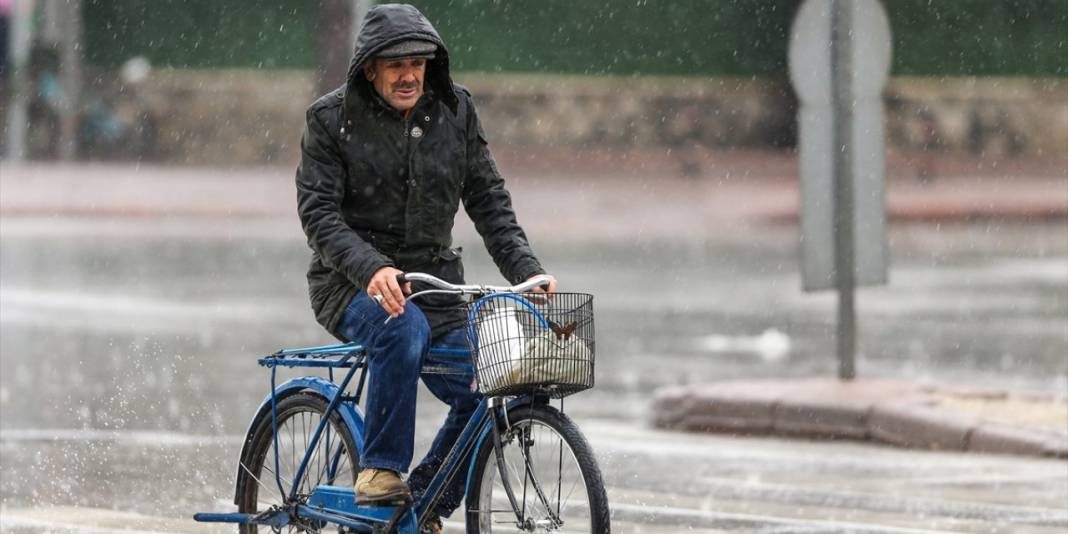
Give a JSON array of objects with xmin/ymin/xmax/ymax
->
[{"xmin": 337, "ymin": 291, "xmax": 481, "ymax": 517}]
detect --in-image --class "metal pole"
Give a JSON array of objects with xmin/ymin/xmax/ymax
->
[
  {"xmin": 353, "ymin": 0, "xmax": 370, "ymax": 40},
  {"xmin": 830, "ymin": 0, "xmax": 856, "ymax": 380},
  {"xmin": 316, "ymin": 0, "xmax": 351, "ymax": 95},
  {"xmin": 4, "ymin": 0, "xmax": 33, "ymax": 161},
  {"xmin": 57, "ymin": 0, "xmax": 80, "ymax": 160},
  {"xmin": 314, "ymin": 0, "xmax": 369, "ymax": 96}
]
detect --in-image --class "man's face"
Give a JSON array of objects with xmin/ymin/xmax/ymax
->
[{"xmin": 364, "ymin": 57, "xmax": 427, "ymax": 114}]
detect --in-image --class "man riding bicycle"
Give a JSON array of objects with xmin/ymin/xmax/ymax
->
[{"xmin": 295, "ymin": 4, "xmax": 556, "ymax": 532}]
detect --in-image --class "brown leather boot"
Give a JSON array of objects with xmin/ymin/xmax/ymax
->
[{"xmin": 355, "ymin": 468, "xmax": 410, "ymax": 504}]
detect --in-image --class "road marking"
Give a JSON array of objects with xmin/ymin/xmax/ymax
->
[
  {"xmin": 0, "ymin": 286, "xmax": 299, "ymax": 333},
  {"xmin": 610, "ymin": 501, "xmax": 955, "ymax": 533},
  {"xmin": 0, "ymin": 506, "xmax": 229, "ymax": 533},
  {"xmin": 0, "ymin": 287, "xmax": 292, "ymax": 321},
  {"xmin": 0, "ymin": 428, "xmax": 240, "ymax": 446}
]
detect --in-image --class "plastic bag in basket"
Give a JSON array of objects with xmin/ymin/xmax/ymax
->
[
  {"xmin": 495, "ymin": 330, "xmax": 592, "ymax": 389},
  {"xmin": 476, "ymin": 306, "xmax": 525, "ymax": 370}
]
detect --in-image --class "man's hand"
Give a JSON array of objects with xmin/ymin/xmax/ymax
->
[
  {"xmin": 367, "ymin": 267, "xmax": 411, "ymax": 317},
  {"xmin": 527, "ymin": 274, "xmax": 557, "ymax": 294}
]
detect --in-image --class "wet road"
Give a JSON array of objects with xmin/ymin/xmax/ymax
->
[
  {"xmin": 2, "ymin": 422, "xmax": 1066, "ymax": 533},
  {"xmin": 1, "ymin": 207, "xmax": 1067, "ymax": 531}
]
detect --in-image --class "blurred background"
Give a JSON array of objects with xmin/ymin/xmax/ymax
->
[
  {"xmin": 0, "ymin": 1, "xmax": 1065, "ymax": 532},
  {"xmin": 3, "ymin": 0, "xmax": 1067, "ymax": 164}
]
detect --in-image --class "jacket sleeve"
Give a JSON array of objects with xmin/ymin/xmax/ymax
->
[
  {"xmin": 296, "ymin": 105, "xmax": 392, "ymax": 291},
  {"xmin": 460, "ymin": 94, "xmax": 546, "ymax": 285}
]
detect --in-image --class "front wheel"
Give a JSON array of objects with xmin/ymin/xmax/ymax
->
[{"xmin": 466, "ymin": 404, "xmax": 610, "ymax": 533}]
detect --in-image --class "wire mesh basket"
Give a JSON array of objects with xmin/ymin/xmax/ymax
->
[{"xmin": 466, "ymin": 293, "xmax": 595, "ymax": 398}]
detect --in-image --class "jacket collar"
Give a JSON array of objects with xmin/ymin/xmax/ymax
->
[{"xmin": 365, "ymin": 87, "xmax": 437, "ymax": 121}]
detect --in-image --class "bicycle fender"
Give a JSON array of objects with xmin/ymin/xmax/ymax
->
[{"xmin": 233, "ymin": 377, "xmax": 366, "ymax": 505}]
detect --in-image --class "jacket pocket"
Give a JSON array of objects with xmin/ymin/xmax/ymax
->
[
  {"xmin": 432, "ymin": 246, "xmax": 465, "ymax": 284},
  {"xmin": 414, "ymin": 134, "xmax": 465, "ymax": 240},
  {"xmin": 409, "ymin": 247, "xmax": 466, "ymax": 325}
]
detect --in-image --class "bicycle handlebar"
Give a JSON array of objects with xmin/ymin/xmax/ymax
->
[{"xmin": 398, "ymin": 272, "xmax": 551, "ymax": 296}]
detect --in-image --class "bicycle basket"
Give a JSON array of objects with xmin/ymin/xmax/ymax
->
[{"xmin": 466, "ymin": 293, "xmax": 595, "ymax": 399}]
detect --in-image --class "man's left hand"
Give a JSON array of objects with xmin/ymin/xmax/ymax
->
[{"xmin": 527, "ymin": 274, "xmax": 557, "ymax": 294}]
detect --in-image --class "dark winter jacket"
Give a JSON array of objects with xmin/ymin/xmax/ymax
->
[{"xmin": 296, "ymin": 3, "xmax": 545, "ymax": 340}]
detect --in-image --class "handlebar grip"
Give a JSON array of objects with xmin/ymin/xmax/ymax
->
[
  {"xmin": 511, "ymin": 274, "xmax": 552, "ymax": 293},
  {"xmin": 396, "ymin": 273, "xmax": 408, "ymax": 286}
]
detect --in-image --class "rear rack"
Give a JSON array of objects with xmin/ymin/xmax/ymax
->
[{"xmin": 258, "ymin": 342, "xmax": 366, "ymax": 368}]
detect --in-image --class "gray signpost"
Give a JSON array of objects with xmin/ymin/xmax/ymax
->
[
  {"xmin": 789, "ymin": 0, "xmax": 892, "ymax": 379},
  {"xmin": 4, "ymin": 0, "xmax": 33, "ymax": 161},
  {"xmin": 5, "ymin": 0, "xmax": 84, "ymax": 161}
]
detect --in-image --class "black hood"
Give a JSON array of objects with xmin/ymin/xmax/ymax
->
[{"xmin": 341, "ymin": 4, "xmax": 457, "ymax": 131}]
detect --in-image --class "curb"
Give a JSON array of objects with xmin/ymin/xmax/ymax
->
[
  {"xmin": 868, "ymin": 401, "xmax": 977, "ymax": 451},
  {"xmin": 760, "ymin": 200, "xmax": 1068, "ymax": 224},
  {"xmin": 651, "ymin": 379, "xmax": 1068, "ymax": 459}
]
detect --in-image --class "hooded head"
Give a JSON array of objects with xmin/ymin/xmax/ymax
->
[{"xmin": 341, "ymin": 4, "xmax": 457, "ymax": 132}]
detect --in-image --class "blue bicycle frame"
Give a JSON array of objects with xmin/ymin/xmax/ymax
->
[
  {"xmin": 194, "ymin": 292, "xmax": 556, "ymax": 532},
  {"xmin": 194, "ymin": 344, "xmax": 534, "ymax": 532}
]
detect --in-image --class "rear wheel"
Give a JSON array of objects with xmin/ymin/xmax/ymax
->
[
  {"xmin": 237, "ymin": 392, "xmax": 359, "ymax": 533},
  {"xmin": 466, "ymin": 404, "xmax": 610, "ymax": 533}
]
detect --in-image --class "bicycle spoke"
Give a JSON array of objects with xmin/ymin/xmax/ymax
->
[
  {"xmin": 240, "ymin": 460, "xmax": 284, "ymax": 509},
  {"xmin": 300, "ymin": 412, "xmax": 308, "ymax": 494},
  {"xmin": 290, "ymin": 413, "xmax": 297, "ymax": 484},
  {"xmin": 261, "ymin": 459, "xmax": 296, "ymax": 490},
  {"xmin": 313, "ymin": 431, "xmax": 352, "ymax": 489},
  {"xmin": 312, "ymin": 413, "xmax": 321, "ymax": 494},
  {"xmin": 556, "ymin": 430, "xmax": 563, "ymax": 515}
]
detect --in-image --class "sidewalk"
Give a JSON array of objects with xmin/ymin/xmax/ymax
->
[
  {"xmin": 651, "ymin": 379, "xmax": 1068, "ymax": 458},
  {"xmin": 1, "ymin": 150, "xmax": 1065, "ymax": 231}
]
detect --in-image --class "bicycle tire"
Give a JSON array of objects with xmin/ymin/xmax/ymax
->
[
  {"xmin": 237, "ymin": 392, "xmax": 360, "ymax": 533},
  {"xmin": 465, "ymin": 403, "xmax": 610, "ymax": 533}
]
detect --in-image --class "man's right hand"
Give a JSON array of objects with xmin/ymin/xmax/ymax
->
[{"xmin": 367, "ymin": 267, "xmax": 410, "ymax": 317}]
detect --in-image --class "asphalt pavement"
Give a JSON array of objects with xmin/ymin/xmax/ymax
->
[{"xmin": 2, "ymin": 421, "xmax": 1066, "ymax": 533}]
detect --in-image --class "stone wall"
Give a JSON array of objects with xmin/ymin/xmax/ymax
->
[
  {"xmin": 885, "ymin": 78, "xmax": 1067, "ymax": 159},
  {"xmin": 135, "ymin": 70, "xmax": 315, "ymax": 165},
  {"xmin": 462, "ymin": 76, "xmax": 797, "ymax": 149},
  {"xmin": 115, "ymin": 70, "xmax": 1067, "ymax": 165}
]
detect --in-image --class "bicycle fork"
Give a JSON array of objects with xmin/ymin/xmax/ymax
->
[{"xmin": 488, "ymin": 398, "xmax": 564, "ymax": 531}]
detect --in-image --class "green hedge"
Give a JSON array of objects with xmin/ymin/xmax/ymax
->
[
  {"xmin": 83, "ymin": 0, "xmax": 1067, "ymax": 76},
  {"xmin": 887, "ymin": 0, "xmax": 1067, "ymax": 76},
  {"xmin": 407, "ymin": 0, "xmax": 796, "ymax": 76},
  {"xmin": 83, "ymin": 0, "xmax": 315, "ymax": 69}
]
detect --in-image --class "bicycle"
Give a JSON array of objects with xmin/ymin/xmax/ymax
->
[{"xmin": 194, "ymin": 273, "xmax": 610, "ymax": 533}]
